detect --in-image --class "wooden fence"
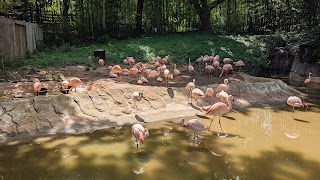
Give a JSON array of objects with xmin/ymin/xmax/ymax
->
[{"xmin": 0, "ymin": 16, "xmax": 43, "ymax": 62}]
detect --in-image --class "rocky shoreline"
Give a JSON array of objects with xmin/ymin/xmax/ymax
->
[{"xmin": 0, "ymin": 73, "xmax": 305, "ymax": 144}]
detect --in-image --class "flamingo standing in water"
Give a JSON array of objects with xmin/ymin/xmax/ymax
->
[
  {"xmin": 179, "ymin": 118, "xmax": 208, "ymax": 139},
  {"xmin": 205, "ymin": 95, "xmax": 234, "ymax": 131},
  {"xmin": 287, "ymin": 96, "xmax": 306, "ymax": 118},
  {"xmin": 132, "ymin": 123, "xmax": 149, "ymax": 150},
  {"xmin": 303, "ymin": 72, "xmax": 312, "ymax": 94},
  {"xmin": 186, "ymin": 79, "xmax": 196, "ymax": 104}
]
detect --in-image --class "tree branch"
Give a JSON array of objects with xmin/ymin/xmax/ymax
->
[{"xmin": 209, "ymin": 0, "xmax": 226, "ymax": 10}]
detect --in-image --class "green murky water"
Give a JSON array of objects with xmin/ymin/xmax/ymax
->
[{"xmin": 0, "ymin": 86, "xmax": 319, "ymax": 180}]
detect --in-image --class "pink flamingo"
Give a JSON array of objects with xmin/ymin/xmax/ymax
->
[
  {"xmin": 129, "ymin": 67, "xmax": 139, "ymax": 76},
  {"xmin": 196, "ymin": 56, "xmax": 203, "ymax": 68},
  {"xmin": 223, "ymin": 58, "xmax": 232, "ymax": 64},
  {"xmin": 110, "ymin": 65, "xmax": 123, "ymax": 77},
  {"xmin": 137, "ymin": 79, "xmax": 143, "ymax": 85},
  {"xmin": 139, "ymin": 75, "xmax": 149, "ymax": 83},
  {"xmin": 303, "ymin": 72, "xmax": 312, "ymax": 94},
  {"xmin": 192, "ymin": 88, "xmax": 205, "ymax": 106},
  {"xmin": 205, "ymin": 63, "xmax": 214, "ymax": 77},
  {"xmin": 216, "ymin": 90, "xmax": 229, "ymax": 102},
  {"xmin": 179, "ymin": 118, "xmax": 208, "ymax": 139},
  {"xmin": 127, "ymin": 57, "xmax": 135, "ymax": 65},
  {"xmin": 233, "ymin": 60, "xmax": 245, "ymax": 72},
  {"xmin": 69, "ymin": 77, "xmax": 84, "ymax": 92},
  {"xmin": 173, "ymin": 64, "xmax": 181, "ymax": 76},
  {"xmin": 186, "ymin": 79, "xmax": 196, "ymax": 103},
  {"xmin": 163, "ymin": 69, "xmax": 173, "ymax": 87},
  {"xmin": 205, "ymin": 95, "xmax": 234, "ymax": 130},
  {"xmin": 147, "ymin": 70, "xmax": 160, "ymax": 85},
  {"xmin": 123, "ymin": 59, "xmax": 129, "ymax": 65},
  {"xmin": 213, "ymin": 55, "xmax": 221, "ymax": 62},
  {"xmin": 132, "ymin": 123, "xmax": 149, "ymax": 150},
  {"xmin": 219, "ymin": 64, "xmax": 234, "ymax": 77},
  {"xmin": 33, "ymin": 79, "xmax": 42, "ymax": 96},
  {"xmin": 98, "ymin": 59, "xmax": 104, "ymax": 66},
  {"xmin": 287, "ymin": 96, "xmax": 306, "ymax": 118},
  {"xmin": 206, "ymin": 88, "xmax": 214, "ymax": 97},
  {"xmin": 217, "ymin": 79, "xmax": 229, "ymax": 93},
  {"xmin": 188, "ymin": 58, "xmax": 195, "ymax": 74}
]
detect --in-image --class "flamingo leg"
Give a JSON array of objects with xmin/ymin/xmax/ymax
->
[
  {"xmin": 136, "ymin": 140, "xmax": 139, "ymax": 150},
  {"xmin": 208, "ymin": 116, "xmax": 216, "ymax": 130},
  {"xmin": 218, "ymin": 116, "xmax": 223, "ymax": 132},
  {"xmin": 193, "ymin": 132, "xmax": 196, "ymax": 140},
  {"xmin": 292, "ymin": 106, "xmax": 295, "ymax": 118}
]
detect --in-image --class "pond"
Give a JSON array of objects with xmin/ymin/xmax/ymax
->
[{"xmin": 0, "ymin": 86, "xmax": 319, "ymax": 180}]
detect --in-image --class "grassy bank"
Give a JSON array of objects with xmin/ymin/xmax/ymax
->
[{"xmin": 6, "ymin": 32, "xmax": 270, "ymax": 76}]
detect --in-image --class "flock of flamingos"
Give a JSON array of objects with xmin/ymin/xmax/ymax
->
[{"xmin": 31, "ymin": 54, "xmax": 310, "ymax": 149}]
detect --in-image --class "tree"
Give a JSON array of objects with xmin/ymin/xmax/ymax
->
[
  {"xmin": 135, "ymin": 0, "xmax": 145, "ymax": 35},
  {"xmin": 190, "ymin": 0, "xmax": 226, "ymax": 31}
]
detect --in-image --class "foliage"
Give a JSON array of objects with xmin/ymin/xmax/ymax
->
[{"xmin": 6, "ymin": 33, "xmax": 269, "ymax": 76}]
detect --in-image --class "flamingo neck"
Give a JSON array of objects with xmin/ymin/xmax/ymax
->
[{"xmin": 227, "ymin": 96, "xmax": 232, "ymax": 110}]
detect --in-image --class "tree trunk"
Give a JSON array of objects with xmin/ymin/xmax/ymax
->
[
  {"xmin": 135, "ymin": 0, "xmax": 145, "ymax": 35},
  {"xmin": 102, "ymin": 0, "xmax": 106, "ymax": 32},
  {"xmin": 192, "ymin": 0, "xmax": 226, "ymax": 31}
]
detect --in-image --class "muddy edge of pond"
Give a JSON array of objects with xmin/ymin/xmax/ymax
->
[{"xmin": 0, "ymin": 73, "xmax": 306, "ymax": 144}]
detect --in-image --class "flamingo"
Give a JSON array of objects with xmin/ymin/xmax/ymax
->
[
  {"xmin": 123, "ymin": 59, "xmax": 129, "ymax": 65},
  {"xmin": 132, "ymin": 123, "xmax": 149, "ymax": 150},
  {"xmin": 147, "ymin": 70, "xmax": 160, "ymax": 85},
  {"xmin": 188, "ymin": 58, "xmax": 195, "ymax": 74},
  {"xmin": 287, "ymin": 96, "xmax": 306, "ymax": 118},
  {"xmin": 206, "ymin": 88, "xmax": 214, "ymax": 97},
  {"xmin": 98, "ymin": 59, "xmax": 104, "ymax": 66},
  {"xmin": 132, "ymin": 91, "xmax": 143, "ymax": 113},
  {"xmin": 156, "ymin": 77, "xmax": 163, "ymax": 82},
  {"xmin": 223, "ymin": 58, "xmax": 232, "ymax": 64},
  {"xmin": 139, "ymin": 75, "xmax": 149, "ymax": 83},
  {"xmin": 212, "ymin": 60, "xmax": 221, "ymax": 76},
  {"xmin": 173, "ymin": 64, "xmax": 181, "ymax": 76},
  {"xmin": 196, "ymin": 56, "xmax": 203, "ymax": 68},
  {"xmin": 163, "ymin": 69, "xmax": 173, "ymax": 87},
  {"xmin": 213, "ymin": 55, "xmax": 221, "ymax": 62},
  {"xmin": 191, "ymin": 88, "xmax": 205, "ymax": 106},
  {"xmin": 205, "ymin": 95, "xmax": 234, "ymax": 131},
  {"xmin": 233, "ymin": 60, "xmax": 245, "ymax": 72},
  {"xmin": 69, "ymin": 77, "xmax": 84, "ymax": 92},
  {"xmin": 110, "ymin": 65, "xmax": 123, "ymax": 77},
  {"xmin": 137, "ymin": 79, "xmax": 143, "ymax": 85},
  {"xmin": 219, "ymin": 64, "xmax": 234, "ymax": 77},
  {"xmin": 179, "ymin": 118, "xmax": 208, "ymax": 140},
  {"xmin": 33, "ymin": 79, "xmax": 41, "ymax": 96},
  {"xmin": 127, "ymin": 57, "xmax": 135, "ymax": 65},
  {"xmin": 205, "ymin": 63, "xmax": 214, "ymax": 77},
  {"xmin": 216, "ymin": 90, "xmax": 229, "ymax": 102},
  {"xmin": 186, "ymin": 79, "xmax": 196, "ymax": 104},
  {"xmin": 129, "ymin": 67, "xmax": 139, "ymax": 76},
  {"xmin": 303, "ymin": 72, "xmax": 312, "ymax": 94},
  {"xmin": 217, "ymin": 79, "xmax": 229, "ymax": 93}
]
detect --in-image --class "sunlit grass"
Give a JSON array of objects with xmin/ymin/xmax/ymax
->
[{"xmin": 7, "ymin": 32, "xmax": 270, "ymax": 76}]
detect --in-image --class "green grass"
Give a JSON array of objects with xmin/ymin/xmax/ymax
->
[{"xmin": 6, "ymin": 32, "xmax": 270, "ymax": 76}]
